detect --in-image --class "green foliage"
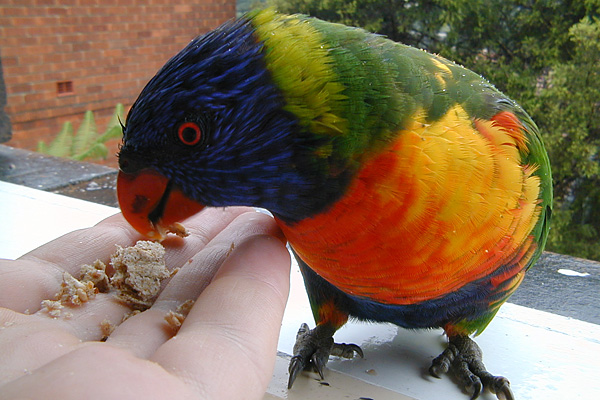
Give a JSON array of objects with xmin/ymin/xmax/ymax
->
[
  {"xmin": 238, "ymin": 0, "xmax": 268, "ymax": 16},
  {"xmin": 269, "ymin": 0, "xmax": 447, "ymax": 44},
  {"xmin": 37, "ymin": 104, "xmax": 124, "ymax": 162},
  {"xmin": 37, "ymin": 121, "xmax": 73, "ymax": 158},
  {"xmin": 268, "ymin": 0, "xmax": 600, "ymax": 259},
  {"xmin": 536, "ymin": 17, "xmax": 600, "ymax": 259},
  {"xmin": 538, "ymin": 18, "xmax": 600, "ymax": 192}
]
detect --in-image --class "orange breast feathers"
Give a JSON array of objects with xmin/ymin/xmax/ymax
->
[{"xmin": 277, "ymin": 105, "xmax": 543, "ymax": 305}]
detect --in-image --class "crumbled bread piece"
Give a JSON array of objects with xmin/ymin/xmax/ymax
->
[
  {"xmin": 155, "ymin": 222, "xmax": 190, "ymax": 239},
  {"xmin": 80, "ymin": 260, "xmax": 110, "ymax": 293},
  {"xmin": 164, "ymin": 299, "xmax": 195, "ymax": 332},
  {"xmin": 41, "ymin": 271, "xmax": 98, "ymax": 318},
  {"xmin": 40, "ymin": 240, "xmax": 174, "ymax": 337},
  {"xmin": 167, "ymin": 222, "xmax": 189, "ymax": 238},
  {"xmin": 110, "ymin": 241, "xmax": 171, "ymax": 309},
  {"xmin": 121, "ymin": 309, "xmax": 142, "ymax": 323},
  {"xmin": 226, "ymin": 242, "xmax": 235, "ymax": 257},
  {"xmin": 58, "ymin": 272, "xmax": 98, "ymax": 306},
  {"xmin": 41, "ymin": 299, "xmax": 64, "ymax": 318},
  {"xmin": 164, "ymin": 311, "xmax": 184, "ymax": 331},
  {"xmin": 100, "ymin": 319, "xmax": 116, "ymax": 339}
]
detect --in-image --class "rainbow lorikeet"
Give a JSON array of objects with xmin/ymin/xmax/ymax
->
[{"xmin": 117, "ymin": 10, "xmax": 552, "ymax": 400}]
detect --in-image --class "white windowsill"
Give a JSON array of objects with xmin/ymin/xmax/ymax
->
[{"xmin": 1, "ymin": 181, "xmax": 598, "ymax": 400}]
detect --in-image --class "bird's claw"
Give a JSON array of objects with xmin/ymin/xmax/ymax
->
[
  {"xmin": 287, "ymin": 322, "xmax": 363, "ymax": 389},
  {"xmin": 288, "ymin": 355, "xmax": 305, "ymax": 388},
  {"xmin": 429, "ymin": 335, "xmax": 514, "ymax": 400},
  {"xmin": 489, "ymin": 376, "xmax": 514, "ymax": 400},
  {"xmin": 331, "ymin": 342, "xmax": 364, "ymax": 358}
]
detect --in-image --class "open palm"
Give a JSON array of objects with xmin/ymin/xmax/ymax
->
[{"xmin": 0, "ymin": 207, "xmax": 290, "ymax": 400}]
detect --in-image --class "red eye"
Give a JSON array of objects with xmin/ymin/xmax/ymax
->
[{"xmin": 177, "ymin": 122, "xmax": 202, "ymax": 146}]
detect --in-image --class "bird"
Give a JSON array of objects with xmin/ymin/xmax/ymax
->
[{"xmin": 116, "ymin": 9, "xmax": 552, "ymax": 400}]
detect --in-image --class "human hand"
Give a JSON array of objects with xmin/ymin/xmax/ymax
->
[{"xmin": 0, "ymin": 207, "xmax": 290, "ymax": 400}]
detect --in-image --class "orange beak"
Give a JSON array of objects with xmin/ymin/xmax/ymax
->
[{"xmin": 117, "ymin": 169, "xmax": 205, "ymax": 240}]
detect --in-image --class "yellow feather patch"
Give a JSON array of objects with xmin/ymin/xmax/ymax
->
[
  {"xmin": 251, "ymin": 9, "xmax": 348, "ymax": 136},
  {"xmin": 430, "ymin": 58, "xmax": 452, "ymax": 88}
]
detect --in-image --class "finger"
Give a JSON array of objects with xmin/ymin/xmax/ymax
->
[
  {"xmin": 3, "ymin": 207, "xmax": 253, "ymax": 313},
  {"xmin": 158, "ymin": 211, "xmax": 286, "ymax": 306},
  {"xmin": 0, "ymin": 258, "xmax": 62, "ymax": 312},
  {"xmin": 0, "ymin": 342, "xmax": 196, "ymax": 400},
  {"xmin": 150, "ymin": 233, "xmax": 291, "ymax": 399},
  {"xmin": 1, "ymin": 213, "xmax": 142, "ymax": 314},
  {"xmin": 21, "ymin": 212, "xmax": 140, "ymax": 274},
  {"xmin": 154, "ymin": 206, "xmax": 259, "ymax": 273},
  {"xmin": 106, "ymin": 211, "xmax": 284, "ymax": 358},
  {"xmin": 0, "ymin": 300, "xmax": 132, "ymax": 386},
  {"xmin": 0, "ymin": 308, "xmax": 75, "ymax": 386}
]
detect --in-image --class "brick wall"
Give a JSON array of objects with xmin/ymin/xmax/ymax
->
[{"xmin": 0, "ymin": 0, "xmax": 236, "ymax": 166}]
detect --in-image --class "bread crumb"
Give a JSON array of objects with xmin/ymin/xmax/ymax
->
[
  {"xmin": 40, "ymin": 240, "xmax": 173, "ymax": 335},
  {"xmin": 164, "ymin": 311, "xmax": 184, "ymax": 331},
  {"xmin": 41, "ymin": 270, "xmax": 99, "ymax": 317},
  {"xmin": 168, "ymin": 222, "xmax": 189, "ymax": 238},
  {"xmin": 80, "ymin": 260, "xmax": 110, "ymax": 293},
  {"xmin": 110, "ymin": 240, "xmax": 171, "ymax": 309},
  {"xmin": 226, "ymin": 242, "xmax": 235, "ymax": 257},
  {"xmin": 121, "ymin": 309, "xmax": 142, "ymax": 323},
  {"xmin": 41, "ymin": 299, "xmax": 63, "ymax": 318},
  {"xmin": 177, "ymin": 299, "xmax": 195, "ymax": 315},
  {"xmin": 100, "ymin": 319, "xmax": 116, "ymax": 338},
  {"xmin": 58, "ymin": 272, "xmax": 98, "ymax": 306},
  {"xmin": 164, "ymin": 299, "xmax": 195, "ymax": 332}
]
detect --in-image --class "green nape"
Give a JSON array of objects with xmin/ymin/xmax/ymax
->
[
  {"xmin": 250, "ymin": 10, "xmax": 348, "ymax": 137},
  {"xmin": 249, "ymin": 9, "xmax": 408, "ymax": 164},
  {"xmin": 248, "ymin": 10, "xmax": 511, "ymax": 163}
]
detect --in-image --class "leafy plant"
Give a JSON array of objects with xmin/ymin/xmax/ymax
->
[{"xmin": 37, "ymin": 103, "xmax": 124, "ymax": 161}]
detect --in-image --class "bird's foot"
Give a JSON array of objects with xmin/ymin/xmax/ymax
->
[
  {"xmin": 429, "ymin": 335, "xmax": 514, "ymax": 400},
  {"xmin": 288, "ymin": 322, "xmax": 363, "ymax": 389}
]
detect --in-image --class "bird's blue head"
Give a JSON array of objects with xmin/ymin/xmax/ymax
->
[{"xmin": 117, "ymin": 16, "xmax": 344, "ymax": 238}]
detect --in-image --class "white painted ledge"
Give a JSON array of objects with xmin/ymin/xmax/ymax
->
[{"xmin": 1, "ymin": 181, "xmax": 598, "ymax": 400}]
